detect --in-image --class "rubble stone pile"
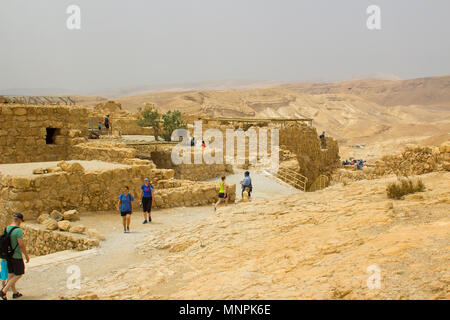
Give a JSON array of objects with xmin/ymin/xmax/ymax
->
[
  {"xmin": 332, "ymin": 143, "xmax": 450, "ymax": 184},
  {"xmin": 374, "ymin": 145, "xmax": 442, "ymax": 176}
]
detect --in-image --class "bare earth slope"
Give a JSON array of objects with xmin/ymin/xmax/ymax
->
[
  {"xmin": 70, "ymin": 172, "xmax": 450, "ymax": 300},
  {"xmin": 283, "ymin": 75, "xmax": 450, "ymax": 107},
  {"xmin": 73, "ymin": 76, "xmax": 450, "ymax": 160}
]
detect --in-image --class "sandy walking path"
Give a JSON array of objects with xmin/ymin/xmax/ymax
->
[{"xmin": 15, "ymin": 169, "xmax": 299, "ymax": 300}]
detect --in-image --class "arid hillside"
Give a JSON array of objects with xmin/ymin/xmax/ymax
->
[
  {"xmin": 283, "ymin": 75, "xmax": 450, "ymax": 107},
  {"xmin": 71, "ymin": 75, "xmax": 450, "ymax": 160},
  {"xmin": 68, "ymin": 171, "xmax": 450, "ymax": 300}
]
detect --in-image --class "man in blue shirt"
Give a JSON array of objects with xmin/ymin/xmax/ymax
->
[
  {"xmin": 140, "ymin": 177, "xmax": 154, "ymax": 224},
  {"xmin": 240, "ymin": 171, "xmax": 252, "ymax": 199},
  {"xmin": 117, "ymin": 186, "xmax": 134, "ymax": 233}
]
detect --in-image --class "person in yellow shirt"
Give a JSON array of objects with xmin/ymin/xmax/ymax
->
[
  {"xmin": 242, "ymin": 187, "xmax": 250, "ymax": 202},
  {"xmin": 214, "ymin": 176, "xmax": 228, "ymax": 210}
]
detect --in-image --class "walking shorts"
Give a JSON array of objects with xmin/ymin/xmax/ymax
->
[
  {"xmin": 6, "ymin": 258, "xmax": 25, "ymax": 276},
  {"xmin": 120, "ymin": 211, "xmax": 131, "ymax": 217},
  {"xmin": 142, "ymin": 197, "xmax": 152, "ymax": 213}
]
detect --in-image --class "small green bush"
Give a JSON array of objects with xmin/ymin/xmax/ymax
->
[
  {"xmin": 386, "ymin": 178, "xmax": 425, "ymax": 199},
  {"xmin": 137, "ymin": 106, "xmax": 161, "ymax": 140}
]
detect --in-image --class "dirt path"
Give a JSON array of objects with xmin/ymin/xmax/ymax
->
[{"xmin": 17, "ymin": 169, "xmax": 299, "ymax": 300}]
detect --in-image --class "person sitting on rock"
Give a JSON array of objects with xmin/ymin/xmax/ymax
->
[
  {"xmin": 117, "ymin": 186, "xmax": 134, "ymax": 233},
  {"xmin": 214, "ymin": 176, "xmax": 228, "ymax": 211}
]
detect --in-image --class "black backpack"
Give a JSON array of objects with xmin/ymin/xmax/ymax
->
[{"xmin": 0, "ymin": 226, "xmax": 19, "ymax": 259}]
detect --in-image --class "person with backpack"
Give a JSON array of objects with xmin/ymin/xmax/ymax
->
[
  {"xmin": 140, "ymin": 177, "xmax": 154, "ymax": 224},
  {"xmin": 0, "ymin": 213, "xmax": 29, "ymax": 300},
  {"xmin": 117, "ymin": 186, "xmax": 134, "ymax": 233}
]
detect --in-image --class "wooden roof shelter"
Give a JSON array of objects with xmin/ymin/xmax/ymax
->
[{"xmin": 198, "ymin": 117, "xmax": 313, "ymax": 127}]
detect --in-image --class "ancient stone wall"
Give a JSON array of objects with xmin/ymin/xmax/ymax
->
[
  {"xmin": 21, "ymin": 223, "xmax": 99, "ymax": 256},
  {"xmin": 0, "ymin": 163, "xmax": 173, "ymax": 222},
  {"xmin": 91, "ymin": 101, "xmax": 154, "ymax": 135},
  {"xmin": 279, "ymin": 126, "xmax": 340, "ymax": 188},
  {"xmin": 0, "ymin": 162, "xmax": 235, "ymax": 230},
  {"xmin": 113, "ymin": 118, "xmax": 154, "ymax": 135},
  {"xmin": 0, "ymin": 104, "xmax": 89, "ymax": 164},
  {"xmin": 70, "ymin": 141, "xmax": 138, "ymax": 163},
  {"xmin": 131, "ymin": 143, "xmax": 234, "ymax": 181},
  {"xmin": 332, "ymin": 143, "xmax": 450, "ymax": 184},
  {"xmin": 187, "ymin": 120, "xmax": 340, "ymax": 187},
  {"xmin": 149, "ymin": 147, "xmax": 234, "ymax": 180}
]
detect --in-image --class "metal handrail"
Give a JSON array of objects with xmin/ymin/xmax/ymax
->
[
  {"xmin": 308, "ymin": 174, "xmax": 329, "ymax": 192},
  {"xmin": 275, "ymin": 167, "xmax": 308, "ymax": 192}
]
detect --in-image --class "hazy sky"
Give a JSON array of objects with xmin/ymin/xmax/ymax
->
[{"xmin": 1, "ymin": 0, "xmax": 449, "ymax": 94}]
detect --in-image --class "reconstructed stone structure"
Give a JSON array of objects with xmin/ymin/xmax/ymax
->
[
  {"xmin": 0, "ymin": 160, "xmax": 235, "ymax": 230},
  {"xmin": 0, "ymin": 104, "xmax": 88, "ymax": 164},
  {"xmin": 0, "ymin": 102, "xmax": 337, "ymax": 257}
]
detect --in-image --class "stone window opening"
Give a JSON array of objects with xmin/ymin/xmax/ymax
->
[{"xmin": 46, "ymin": 128, "xmax": 60, "ymax": 144}]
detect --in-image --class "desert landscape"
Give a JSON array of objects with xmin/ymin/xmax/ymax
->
[
  {"xmin": 0, "ymin": 75, "xmax": 449, "ymax": 300},
  {"xmin": 72, "ymin": 75, "xmax": 450, "ymax": 161}
]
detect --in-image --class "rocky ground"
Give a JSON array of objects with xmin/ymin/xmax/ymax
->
[
  {"xmin": 65, "ymin": 171, "xmax": 449, "ymax": 300},
  {"xmin": 14, "ymin": 170, "xmax": 298, "ymax": 300}
]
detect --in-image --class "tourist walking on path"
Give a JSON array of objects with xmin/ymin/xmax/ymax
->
[
  {"xmin": 240, "ymin": 171, "xmax": 252, "ymax": 199},
  {"xmin": 141, "ymin": 177, "xmax": 154, "ymax": 224},
  {"xmin": 117, "ymin": 186, "xmax": 134, "ymax": 233},
  {"xmin": 0, "ymin": 213, "xmax": 29, "ymax": 300},
  {"xmin": 214, "ymin": 176, "xmax": 228, "ymax": 211}
]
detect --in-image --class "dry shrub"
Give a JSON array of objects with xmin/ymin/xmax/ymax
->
[{"xmin": 386, "ymin": 178, "xmax": 425, "ymax": 199}]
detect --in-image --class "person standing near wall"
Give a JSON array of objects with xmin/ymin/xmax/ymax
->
[
  {"xmin": 240, "ymin": 171, "xmax": 252, "ymax": 199},
  {"xmin": 319, "ymin": 131, "xmax": 326, "ymax": 149},
  {"xmin": 104, "ymin": 115, "xmax": 110, "ymax": 135},
  {"xmin": 140, "ymin": 177, "xmax": 154, "ymax": 224},
  {"xmin": 117, "ymin": 186, "xmax": 134, "ymax": 233},
  {"xmin": 0, "ymin": 213, "xmax": 29, "ymax": 300}
]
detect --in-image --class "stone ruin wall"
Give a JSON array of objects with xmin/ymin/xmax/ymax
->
[
  {"xmin": 0, "ymin": 103, "xmax": 239, "ymax": 255},
  {"xmin": 279, "ymin": 126, "xmax": 340, "ymax": 188},
  {"xmin": 185, "ymin": 120, "xmax": 340, "ymax": 188},
  {"xmin": 131, "ymin": 143, "xmax": 234, "ymax": 181},
  {"xmin": 21, "ymin": 223, "xmax": 100, "ymax": 256},
  {"xmin": 67, "ymin": 140, "xmax": 233, "ymax": 181},
  {"xmin": 148, "ymin": 147, "xmax": 234, "ymax": 181},
  {"xmin": 0, "ymin": 163, "xmax": 236, "ymax": 231},
  {"xmin": 0, "ymin": 104, "xmax": 155, "ymax": 165},
  {"xmin": 69, "ymin": 141, "xmax": 138, "ymax": 163},
  {"xmin": 89, "ymin": 115, "xmax": 154, "ymax": 136},
  {"xmin": 90, "ymin": 101, "xmax": 154, "ymax": 135},
  {"xmin": 0, "ymin": 104, "xmax": 89, "ymax": 164}
]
